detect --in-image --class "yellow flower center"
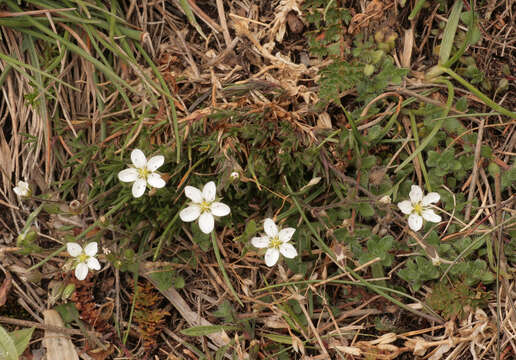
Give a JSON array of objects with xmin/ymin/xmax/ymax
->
[
  {"xmin": 200, "ymin": 201, "xmax": 211, "ymax": 213},
  {"xmin": 78, "ymin": 253, "xmax": 89, "ymax": 263},
  {"xmin": 138, "ymin": 167, "xmax": 150, "ymax": 179},
  {"xmin": 413, "ymin": 203, "xmax": 423, "ymax": 216},
  {"xmin": 269, "ymin": 236, "xmax": 282, "ymax": 249}
]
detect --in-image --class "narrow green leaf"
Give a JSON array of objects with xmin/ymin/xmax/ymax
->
[
  {"xmin": 439, "ymin": 0, "xmax": 463, "ymax": 64},
  {"xmin": 178, "ymin": 0, "xmax": 207, "ymax": 40},
  {"xmin": 261, "ymin": 333, "xmax": 293, "ymax": 345},
  {"xmin": 181, "ymin": 325, "xmax": 237, "ymax": 337},
  {"xmin": 408, "ymin": 0, "xmax": 427, "ymax": 20}
]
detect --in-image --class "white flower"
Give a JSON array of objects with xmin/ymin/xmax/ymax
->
[
  {"xmin": 379, "ymin": 195, "xmax": 391, "ymax": 204},
  {"xmin": 230, "ymin": 172, "xmax": 239, "ymax": 180},
  {"xmin": 398, "ymin": 185, "xmax": 442, "ymax": 231},
  {"xmin": 13, "ymin": 180, "xmax": 31, "ymax": 197},
  {"xmin": 179, "ymin": 181, "xmax": 230, "ymax": 234},
  {"xmin": 251, "ymin": 218, "xmax": 298, "ymax": 267},
  {"xmin": 66, "ymin": 242, "xmax": 101, "ymax": 280},
  {"xmin": 118, "ymin": 149, "xmax": 166, "ymax": 198}
]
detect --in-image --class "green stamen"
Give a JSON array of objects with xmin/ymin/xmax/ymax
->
[
  {"xmin": 413, "ymin": 203, "xmax": 423, "ymax": 216},
  {"xmin": 78, "ymin": 253, "xmax": 88, "ymax": 263}
]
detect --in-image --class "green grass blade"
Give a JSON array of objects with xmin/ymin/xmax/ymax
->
[
  {"xmin": 439, "ymin": 0, "xmax": 463, "ymax": 65},
  {"xmin": 179, "ymin": 0, "xmax": 207, "ymax": 40},
  {"xmin": 211, "ymin": 232, "xmax": 244, "ymax": 307}
]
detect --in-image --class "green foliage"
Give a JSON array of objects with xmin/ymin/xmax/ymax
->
[
  {"xmin": 304, "ymin": 1, "xmax": 407, "ymax": 108},
  {"xmin": 303, "ymin": 0, "xmax": 351, "ymax": 58},
  {"xmin": 448, "ymin": 259, "xmax": 495, "ymax": 286},
  {"xmin": 359, "ymin": 235, "xmax": 395, "ymax": 267},
  {"xmin": 0, "ymin": 326, "xmax": 17, "ymax": 360},
  {"xmin": 427, "ymin": 282, "xmax": 491, "ymax": 320},
  {"xmin": 148, "ymin": 267, "xmax": 185, "ymax": 291},
  {"xmin": 397, "ymin": 257, "xmax": 440, "ymax": 291},
  {"xmin": 317, "ymin": 43, "xmax": 407, "ymax": 107}
]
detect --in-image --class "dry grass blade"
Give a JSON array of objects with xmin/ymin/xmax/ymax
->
[{"xmin": 141, "ymin": 263, "xmax": 231, "ymax": 349}]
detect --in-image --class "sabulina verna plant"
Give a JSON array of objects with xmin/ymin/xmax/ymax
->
[
  {"xmin": 118, "ymin": 149, "xmax": 166, "ymax": 198},
  {"xmin": 13, "ymin": 180, "xmax": 31, "ymax": 197},
  {"xmin": 179, "ymin": 181, "xmax": 231, "ymax": 234},
  {"xmin": 251, "ymin": 218, "xmax": 298, "ymax": 266},
  {"xmin": 66, "ymin": 242, "xmax": 101, "ymax": 280},
  {"xmin": 398, "ymin": 185, "xmax": 441, "ymax": 231}
]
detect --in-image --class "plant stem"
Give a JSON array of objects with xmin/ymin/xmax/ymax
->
[
  {"xmin": 211, "ymin": 232, "xmax": 244, "ymax": 307},
  {"xmin": 439, "ymin": 66, "xmax": 516, "ymax": 119}
]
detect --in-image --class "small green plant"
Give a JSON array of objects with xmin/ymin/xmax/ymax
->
[
  {"xmin": 427, "ymin": 282, "xmax": 491, "ymax": 320},
  {"xmin": 0, "ymin": 325, "xmax": 34, "ymax": 360}
]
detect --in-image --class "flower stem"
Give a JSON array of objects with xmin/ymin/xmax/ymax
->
[
  {"xmin": 28, "ymin": 195, "xmax": 129, "ymax": 272},
  {"xmin": 439, "ymin": 66, "xmax": 516, "ymax": 119},
  {"xmin": 153, "ymin": 211, "xmax": 180, "ymax": 261},
  {"xmin": 211, "ymin": 232, "xmax": 243, "ymax": 307}
]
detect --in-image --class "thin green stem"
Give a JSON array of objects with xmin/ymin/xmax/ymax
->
[
  {"xmin": 439, "ymin": 66, "xmax": 516, "ymax": 119},
  {"xmin": 211, "ymin": 232, "xmax": 244, "ymax": 307},
  {"xmin": 123, "ymin": 233, "xmax": 147, "ymax": 344},
  {"xmin": 395, "ymin": 78, "xmax": 453, "ymax": 173},
  {"xmin": 28, "ymin": 196, "xmax": 129, "ymax": 272},
  {"xmin": 408, "ymin": 110, "xmax": 432, "ymax": 192},
  {"xmin": 153, "ymin": 212, "xmax": 180, "ymax": 261}
]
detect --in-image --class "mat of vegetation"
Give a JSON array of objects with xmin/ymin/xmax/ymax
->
[{"xmin": 0, "ymin": 0, "xmax": 515, "ymax": 359}]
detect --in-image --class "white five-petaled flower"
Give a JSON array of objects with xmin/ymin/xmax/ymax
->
[
  {"xmin": 398, "ymin": 185, "xmax": 442, "ymax": 231},
  {"xmin": 251, "ymin": 218, "xmax": 298, "ymax": 267},
  {"xmin": 66, "ymin": 242, "xmax": 101, "ymax": 281},
  {"xmin": 118, "ymin": 149, "xmax": 166, "ymax": 198},
  {"xmin": 179, "ymin": 181, "xmax": 231, "ymax": 234},
  {"xmin": 13, "ymin": 180, "xmax": 31, "ymax": 197}
]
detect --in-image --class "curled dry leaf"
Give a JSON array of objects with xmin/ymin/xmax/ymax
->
[
  {"xmin": 287, "ymin": 11, "xmax": 304, "ymax": 34},
  {"xmin": 0, "ymin": 271, "xmax": 12, "ymax": 307}
]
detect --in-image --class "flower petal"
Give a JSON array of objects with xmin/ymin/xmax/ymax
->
[
  {"xmin": 87, "ymin": 257, "xmax": 101, "ymax": 271},
  {"xmin": 280, "ymin": 243, "xmax": 298, "ymax": 259},
  {"xmin": 66, "ymin": 242, "xmax": 82, "ymax": 257},
  {"xmin": 84, "ymin": 242, "xmax": 98, "ymax": 257},
  {"xmin": 118, "ymin": 168, "xmax": 138, "ymax": 182},
  {"xmin": 397, "ymin": 200, "xmax": 414, "ymax": 215},
  {"xmin": 251, "ymin": 236, "xmax": 270, "ymax": 248},
  {"xmin": 263, "ymin": 218, "xmax": 278, "ymax": 237},
  {"xmin": 13, "ymin": 181, "xmax": 29, "ymax": 196},
  {"xmin": 198, "ymin": 212, "xmax": 215, "ymax": 234},
  {"xmin": 422, "ymin": 209, "xmax": 441, "ymax": 223},
  {"xmin": 179, "ymin": 205, "xmax": 201, "ymax": 222},
  {"xmin": 211, "ymin": 202, "xmax": 230, "ymax": 217},
  {"xmin": 132, "ymin": 178, "xmax": 147, "ymax": 198},
  {"xmin": 202, "ymin": 181, "xmax": 217, "ymax": 202},
  {"xmin": 147, "ymin": 173, "xmax": 166, "ymax": 188},
  {"xmin": 131, "ymin": 149, "xmax": 147, "ymax": 168},
  {"xmin": 278, "ymin": 228, "xmax": 295, "ymax": 243},
  {"xmin": 422, "ymin": 192, "xmax": 440, "ymax": 206},
  {"xmin": 75, "ymin": 263, "xmax": 89, "ymax": 281},
  {"xmin": 409, "ymin": 185, "xmax": 423, "ymax": 203},
  {"xmin": 408, "ymin": 213, "xmax": 423, "ymax": 231},
  {"xmin": 264, "ymin": 248, "xmax": 280, "ymax": 267},
  {"xmin": 184, "ymin": 186, "xmax": 203, "ymax": 203},
  {"xmin": 146, "ymin": 155, "xmax": 164, "ymax": 171}
]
